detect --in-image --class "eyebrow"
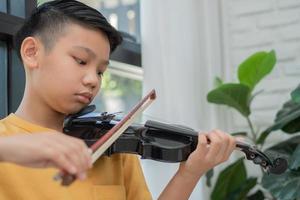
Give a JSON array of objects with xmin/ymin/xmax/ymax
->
[{"xmin": 72, "ymin": 46, "xmax": 110, "ymax": 66}]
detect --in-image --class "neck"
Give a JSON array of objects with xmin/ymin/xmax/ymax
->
[{"xmin": 15, "ymin": 88, "xmax": 65, "ymax": 132}]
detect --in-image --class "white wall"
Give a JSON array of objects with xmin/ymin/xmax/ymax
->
[
  {"xmin": 140, "ymin": 0, "xmax": 223, "ymax": 199},
  {"xmin": 221, "ymin": 0, "xmax": 300, "ymax": 144},
  {"xmin": 140, "ymin": 0, "xmax": 300, "ymax": 199}
]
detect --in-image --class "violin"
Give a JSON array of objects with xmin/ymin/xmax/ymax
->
[
  {"xmin": 63, "ymin": 105, "xmax": 288, "ymax": 175},
  {"xmin": 56, "ymin": 89, "xmax": 156, "ymax": 186}
]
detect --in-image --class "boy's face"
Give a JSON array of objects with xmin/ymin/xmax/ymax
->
[{"xmin": 30, "ymin": 23, "xmax": 110, "ymax": 114}]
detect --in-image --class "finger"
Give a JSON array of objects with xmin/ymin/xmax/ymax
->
[
  {"xmin": 60, "ymin": 138, "xmax": 89, "ymax": 175},
  {"xmin": 223, "ymin": 136, "xmax": 236, "ymax": 160},
  {"xmin": 77, "ymin": 171, "xmax": 87, "ymax": 181},
  {"xmin": 214, "ymin": 130, "xmax": 230, "ymax": 161},
  {"xmin": 85, "ymin": 148, "xmax": 93, "ymax": 168},
  {"xmin": 205, "ymin": 131, "xmax": 222, "ymax": 161},
  {"xmin": 71, "ymin": 138, "xmax": 93, "ymax": 169},
  {"xmin": 195, "ymin": 133, "xmax": 209, "ymax": 156},
  {"xmin": 48, "ymin": 135, "xmax": 85, "ymax": 175},
  {"xmin": 43, "ymin": 147, "xmax": 77, "ymax": 175},
  {"xmin": 58, "ymin": 134, "xmax": 91, "ymax": 162},
  {"xmin": 51, "ymin": 134, "xmax": 92, "ymax": 177},
  {"xmin": 48, "ymin": 139, "xmax": 89, "ymax": 180},
  {"xmin": 235, "ymin": 136, "xmax": 245, "ymax": 142}
]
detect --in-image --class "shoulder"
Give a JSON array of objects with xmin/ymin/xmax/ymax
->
[
  {"xmin": 0, "ymin": 114, "xmax": 50, "ymax": 136},
  {"xmin": 0, "ymin": 115, "xmax": 15, "ymax": 136}
]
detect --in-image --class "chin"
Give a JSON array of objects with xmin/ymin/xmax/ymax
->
[
  {"xmin": 65, "ymin": 104, "xmax": 87, "ymax": 115},
  {"xmin": 54, "ymin": 106, "xmax": 79, "ymax": 116}
]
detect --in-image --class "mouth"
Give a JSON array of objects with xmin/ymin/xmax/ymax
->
[{"xmin": 75, "ymin": 92, "xmax": 92, "ymax": 104}]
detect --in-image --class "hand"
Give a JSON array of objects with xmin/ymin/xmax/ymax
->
[
  {"xmin": 179, "ymin": 129, "xmax": 236, "ymax": 178},
  {"xmin": 0, "ymin": 132, "xmax": 92, "ymax": 180}
]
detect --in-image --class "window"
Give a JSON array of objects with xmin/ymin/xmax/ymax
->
[
  {"xmin": 127, "ymin": 10, "xmax": 136, "ymax": 35},
  {"xmin": 0, "ymin": 0, "xmax": 36, "ymax": 118},
  {"xmin": 0, "ymin": 1, "xmax": 7, "ymax": 13},
  {"xmin": 0, "ymin": 0, "xmax": 26, "ymax": 17},
  {"xmin": 89, "ymin": 0, "xmax": 142, "ymax": 117},
  {"xmin": 9, "ymin": 0, "xmax": 26, "ymax": 18},
  {"xmin": 92, "ymin": 61, "xmax": 142, "ymax": 118},
  {"xmin": 9, "ymin": 49, "xmax": 26, "ymax": 112},
  {"xmin": 0, "ymin": 41, "xmax": 8, "ymax": 118},
  {"xmin": 99, "ymin": 0, "xmax": 140, "ymax": 42}
]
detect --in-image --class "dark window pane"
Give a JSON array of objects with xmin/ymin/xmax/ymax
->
[
  {"xmin": 0, "ymin": 41, "xmax": 8, "ymax": 118},
  {"xmin": 0, "ymin": 1, "xmax": 7, "ymax": 13},
  {"xmin": 9, "ymin": 0, "xmax": 25, "ymax": 18},
  {"xmin": 8, "ymin": 49, "xmax": 25, "ymax": 113},
  {"xmin": 100, "ymin": 0, "xmax": 141, "ymax": 42}
]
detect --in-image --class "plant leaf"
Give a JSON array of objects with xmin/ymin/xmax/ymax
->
[
  {"xmin": 256, "ymin": 100, "xmax": 300, "ymax": 144},
  {"xmin": 249, "ymin": 89, "xmax": 264, "ymax": 105},
  {"xmin": 289, "ymin": 144, "xmax": 300, "ymax": 170},
  {"xmin": 262, "ymin": 137, "xmax": 300, "ymax": 200},
  {"xmin": 267, "ymin": 135, "xmax": 300, "ymax": 156},
  {"xmin": 227, "ymin": 177, "xmax": 257, "ymax": 200},
  {"xmin": 231, "ymin": 132, "xmax": 247, "ymax": 137},
  {"xmin": 256, "ymin": 129, "xmax": 270, "ymax": 145},
  {"xmin": 211, "ymin": 159, "xmax": 246, "ymax": 200},
  {"xmin": 262, "ymin": 170, "xmax": 300, "ymax": 200},
  {"xmin": 247, "ymin": 190, "xmax": 265, "ymax": 200},
  {"xmin": 291, "ymin": 84, "xmax": 300, "ymax": 104},
  {"xmin": 207, "ymin": 83, "xmax": 251, "ymax": 117},
  {"xmin": 214, "ymin": 76, "xmax": 223, "ymax": 88},
  {"xmin": 276, "ymin": 100, "xmax": 300, "ymax": 123},
  {"xmin": 238, "ymin": 50, "xmax": 276, "ymax": 90}
]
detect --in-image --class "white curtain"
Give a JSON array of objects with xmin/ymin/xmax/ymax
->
[{"xmin": 140, "ymin": 0, "xmax": 223, "ymax": 199}]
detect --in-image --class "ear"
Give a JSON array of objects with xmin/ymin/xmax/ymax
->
[{"xmin": 20, "ymin": 37, "xmax": 41, "ymax": 69}]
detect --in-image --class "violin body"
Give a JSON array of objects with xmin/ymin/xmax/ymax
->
[
  {"xmin": 63, "ymin": 105, "xmax": 288, "ymax": 174},
  {"xmin": 64, "ymin": 114, "xmax": 197, "ymax": 163}
]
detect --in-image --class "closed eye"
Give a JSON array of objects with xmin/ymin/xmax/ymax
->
[{"xmin": 73, "ymin": 56, "xmax": 87, "ymax": 65}]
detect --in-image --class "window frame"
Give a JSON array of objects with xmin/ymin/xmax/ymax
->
[
  {"xmin": 0, "ymin": 0, "xmax": 37, "ymax": 117},
  {"xmin": 111, "ymin": 37, "xmax": 141, "ymax": 66}
]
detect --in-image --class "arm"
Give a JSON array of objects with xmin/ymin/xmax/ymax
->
[
  {"xmin": 158, "ymin": 130, "xmax": 236, "ymax": 200},
  {"xmin": 0, "ymin": 132, "xmax": 92, "ymax": 180}
]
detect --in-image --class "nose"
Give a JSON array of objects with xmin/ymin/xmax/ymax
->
[{"xmin": 82, "ymin": 69, "xmax": 99, "ymax": 90}]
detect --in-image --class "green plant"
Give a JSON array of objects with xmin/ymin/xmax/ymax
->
[{"xmin": 206, "ymin": 50, "xmax": 300, "ymax": 200}]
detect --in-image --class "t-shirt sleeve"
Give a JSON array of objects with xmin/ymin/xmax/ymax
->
[{"xmin": 122, "ymin": 154, "xmax": 152, "ymax": 200}]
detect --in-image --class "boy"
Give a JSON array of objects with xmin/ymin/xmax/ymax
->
[{"xmin": 0, "ymin": 0, "xmax": 236, "ymax": 199}]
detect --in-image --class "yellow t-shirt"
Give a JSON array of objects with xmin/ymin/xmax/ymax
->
[{"xmin": 0, "ymin": 114, "xmax": 152, "ymax": 200}]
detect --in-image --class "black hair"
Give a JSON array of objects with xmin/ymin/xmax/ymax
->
[{"xmin": 14, "ymin": 0, "xmax": 122, "ymax": 58}]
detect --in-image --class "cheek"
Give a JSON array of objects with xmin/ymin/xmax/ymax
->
[
  {"xmin": 88, "ymin": 78, "xmax": 101, "ymax": 101},
  {"xmin": 37, "ymin": 63, "xmax": 80, "ymax": 98},
  {"xmin": 93, "ymin": 82, "xmax": 101, "ymax": 98},
  {"xmin": 43, "ymin": 54, "xmax": 78, "ymax": 82}
]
